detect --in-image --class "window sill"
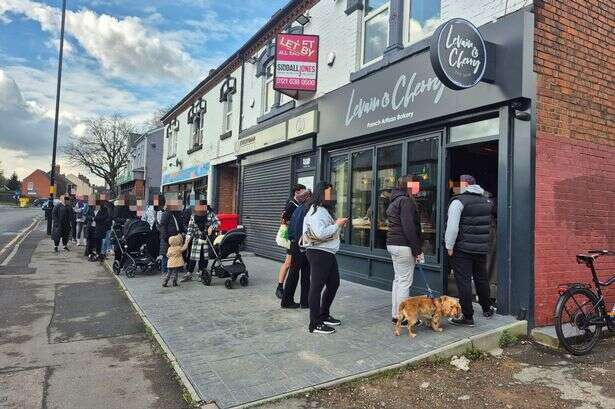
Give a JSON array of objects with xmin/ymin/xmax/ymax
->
[
  {"xmin": 257, "ymin": 100, "xmax": 296, "ymax": 124},
  {"xmin": 187, "ymin": 144, "xmax": 202, "ymax": 154},
  {"xmin": 166, "ymin": 154, "xmax": 176, "ymax": 160},
  {"xmin": 350, "ymin": 38, "xmax": 431, "ymax": 83},
  {"xmin": 220, "ymin": 130, "xmax": 232, "ymax": 140}
]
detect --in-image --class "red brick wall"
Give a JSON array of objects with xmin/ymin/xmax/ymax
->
[
  {"xmin": 20, "ymin": 170, "xmax": 50, "ymax": 199},
  {"xmin": 217, "ymin": 166, "xmax": 237, "ymax": 214},
  {"xmin": 533, "ymin": 1, "xmax": 615, "ymax": 325}
]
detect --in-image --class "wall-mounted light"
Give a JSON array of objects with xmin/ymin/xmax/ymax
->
[
  {"xmin": 168, "ymin": 158, "xmax": 182, "ymax": 168},
  {"xmin": 327, "ymin": 52, "xmax": 336, "ymax": 67},
  {"xmin": 511, "ymin": 99, "xmax": 531, "ymax": 122},
  {"xmin": 295, "ymin": 13, "xmax": 310, "ymax": 26}
]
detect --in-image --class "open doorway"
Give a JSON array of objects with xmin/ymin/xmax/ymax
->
[{"xmin": 445, "ymin": 140, "xmax": 499, "ymax": 304}]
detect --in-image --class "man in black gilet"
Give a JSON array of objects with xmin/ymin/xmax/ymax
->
[{"xmin": 445, "ymin": 175, "xmax": 496, "ymax": 326}]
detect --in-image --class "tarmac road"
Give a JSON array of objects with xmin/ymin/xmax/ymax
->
[
  {"xmin": 0, "ymin": 221, "xmax": 191, "ymax": 409},
  {"xmin": 0, "ymin": 205, "xmax": 41, "ymax": 263}
]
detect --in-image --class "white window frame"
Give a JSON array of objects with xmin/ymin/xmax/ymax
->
[
  {"xmin": 402, "ymin": 0, "xmax": 442, "ymax": 48},
  {"xmin": 361, "ymin": 1, "xmax": 390, "ymax": 67},
  {"xmin": 168, "ymin": 125, "xmax": 178, "ymax": 157},
  {"xmin": 224, "ymin": 93, "xmax": 233, "ymax": 132},
  {"xmin": 27, "ymin": 181, "xmax": 33, "ymax": 191},
  {"xmin": 191, "ymin": 110, "xmax": 204, "ymax": 148},
  {"xmin": 262, "ymin": 61, "xmax": 275, "ymax": 114}
]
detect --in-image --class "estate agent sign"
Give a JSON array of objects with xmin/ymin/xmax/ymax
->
[
  {"xmin": 430, "ymin": 18, "xmax": 487, "ymax": 90},
  {"xmin": 274, "ymin": 34, "xmax": 319, "ymax": 98}
]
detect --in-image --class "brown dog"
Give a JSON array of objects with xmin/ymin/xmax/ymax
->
[{"xmin": 394, "ymin": 296, "xmax": 461, "ymax": 338}]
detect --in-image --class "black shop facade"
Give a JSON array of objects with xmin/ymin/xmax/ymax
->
[{"xmin": 315, "ymin": 10, "xmax": 535, "ymax": 320}]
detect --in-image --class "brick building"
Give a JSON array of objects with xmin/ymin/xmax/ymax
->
[
  {"xmin": 160, "ymin": 0, "xmax": 613, "ymax": 327},
  {"xmin": 533, "ymin": 0, "xmax": 615, "ymax": 325},
  {"xmin": 21, "ymin": 166, "xmax": 74, "ymax": 199}
]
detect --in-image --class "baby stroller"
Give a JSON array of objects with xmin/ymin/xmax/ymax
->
[
  {"xmin": 112, "ymin": 219, "xmax": 157, "ymax": 278},
  {"xmin": 200, "ymin": 227, "xmax": 249, "ymax": 289}
]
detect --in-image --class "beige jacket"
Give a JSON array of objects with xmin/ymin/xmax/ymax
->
[{"xmin": 166, "ymin": 234, "xmax": 187, "ymax": 268}]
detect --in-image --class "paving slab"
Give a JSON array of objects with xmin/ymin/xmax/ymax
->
[{"xmin": 114, "ymin": 255, "xmax": 522, "ymax": 408}]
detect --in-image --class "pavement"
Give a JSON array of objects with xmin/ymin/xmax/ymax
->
[
  {"xmin": 112, "ymin": 255, "xmax": 525, "ymax": 408},
  {"xmin": 0, "ymin": 220, "xmax": 190, "ymax": 409}
]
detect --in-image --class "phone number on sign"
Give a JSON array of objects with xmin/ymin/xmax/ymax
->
[{"xmin": 275, "ymin": 78, "xmax": 315, "ymax": 87}]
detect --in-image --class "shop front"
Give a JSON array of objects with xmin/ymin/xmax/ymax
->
[
  {"xmin": 316, "ymin": 11, "xmax": 535, "ymax": 320},
  {"xmin": 237, "ymin": 106, "xmax": 319, "ymax": 260},
  {"xmin": 161, "ymin": 162, "xmax": 210, "ymax": 205}
]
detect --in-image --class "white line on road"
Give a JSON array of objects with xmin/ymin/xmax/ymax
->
[{"xmin": 0, "ymin": 218, "xmax": 41, "ymax": 266}]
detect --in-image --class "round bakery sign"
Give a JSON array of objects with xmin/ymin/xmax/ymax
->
[{"xmin": 430, "ymin": 18, "xmax": 487, "ymax": 90}]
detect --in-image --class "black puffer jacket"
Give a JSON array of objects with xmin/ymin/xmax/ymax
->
[{"xmin": 385, "ymin": 189, "xmax": 422, "ymax": 257}]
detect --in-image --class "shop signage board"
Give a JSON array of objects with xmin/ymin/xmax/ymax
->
[
  {"xmin": 237, "ymin": 122, "xmax": 287, "ymax": 155},
  {"xmin": 430, "ymin": 18, "xmax": 487, "ymax": 90},
  {"xmin": 274, "ymin": 34, "xmax": 319, "ymax": 98},
  {"xmin": 162, "ymin": 162, "xmax": 210, "ymax": 186}
]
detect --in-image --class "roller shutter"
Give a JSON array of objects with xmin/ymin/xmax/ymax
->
[{"xmin": 240, "ymin": 157, "xmax": 292, "ymax": 260}]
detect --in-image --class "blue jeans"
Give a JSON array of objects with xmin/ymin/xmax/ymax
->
[
  {"xmin": 102, "ymin": 230, "xmax": 112, "ymax": 253},
  {"xmin": 160, "ymin": 256, "xmax": 168, "ymax": 273}
]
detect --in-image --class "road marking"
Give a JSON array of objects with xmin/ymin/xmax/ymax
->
[{"xmin": 0, "ymin": 218, "xmax": 40, "ymax": 266}]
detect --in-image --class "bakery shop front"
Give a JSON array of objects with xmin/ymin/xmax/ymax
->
[{"xmin": 316, "ymin": 11, "xmax": 535, "ymax": 320}]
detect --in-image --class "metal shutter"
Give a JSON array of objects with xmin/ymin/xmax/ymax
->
[{"xmin": 241, "ymin": 157, "xmax": 291, "ymax": 260}]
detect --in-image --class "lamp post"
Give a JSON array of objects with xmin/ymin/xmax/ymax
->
[{"xmin": 47, "ymin": 0, "xmax": 67, "ymax": 235}]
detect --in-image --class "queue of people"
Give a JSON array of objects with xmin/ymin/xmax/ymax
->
[{"xmin": 274, "ymin": 174, "xmax": 496, "ymax": 335}]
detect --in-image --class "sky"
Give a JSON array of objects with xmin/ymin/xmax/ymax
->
[{"xmin": 0, "ymin": 0, "xmax": 287, "ymax": 185}]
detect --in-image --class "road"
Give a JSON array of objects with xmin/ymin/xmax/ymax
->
[
  {"xmin": 0, "ymin": 205, "xmax": 41, "ymax": 263},
  {"xmin": 0, "ymin": 219, "xmax": 191, "ymax": 409}
]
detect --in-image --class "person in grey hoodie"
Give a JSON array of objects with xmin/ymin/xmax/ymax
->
[
  {"xmin": 445, "ymin": 175, "xmax": 496, "ymax": 326},
  {"xmin": 302, "ymin": 181, "xmax": 348, "ymax": 334},
  {"xmin": 386, "ymin": 176, "xmax": 423, "ymax": 325}
]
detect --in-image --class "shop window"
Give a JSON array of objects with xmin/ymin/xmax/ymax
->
[
  {"xmin": 263, "ymin": 61, "xmax": 276, "ymax": 114},
  {"xmin": 362, "ymin": 0, "xmax": 389, "ymax": 65},
  {"xmin": 449, "ymin": 117, "xmax": 499, "ymax": 143},
  {"xmin": 330, "ymin": 155, "xmax": 349, "ymax": 244},
  {"xmin": 350, "ymin": 150, "xmax": 373, "ymax": 247},
  {"xmin": 375, "ymin": 144, "xmax": 402, "ymax": 249},
  {"xmin": 224, "ymin": 93, "xmax": 233, "ymax": 132},
  {"xmin": 407, "ymin": 137, "xmax": 439, "ymax": 257},
  {"xmin": 404, "ymin": 0, "xmax": 441, "ymax": 46}
]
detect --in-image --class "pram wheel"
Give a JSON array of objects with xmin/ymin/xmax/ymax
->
[
  {"xmin": 224, "ymin": 279, "xmax": 233, "ymax": 289},
  {"xmin": 201, "ymin": 271, "xmax": 212, "ymax": 286},
  {"xmin": 112, "ymin": 260, "xmax": 121, "ymax": 275},
  {"xmin": 125, "ymin": 266, "xmax": 136, "ymax": 278},
  {"xmin": 239, "ymin": 275, "xmax": 249, "ymax": 287}
]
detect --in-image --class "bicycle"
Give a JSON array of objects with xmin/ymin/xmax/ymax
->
[{"xmin": 554, "ymin": 249, "xmax": 615, "ymax": 355}]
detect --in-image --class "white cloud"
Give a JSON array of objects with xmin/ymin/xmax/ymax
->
[{"xmin": 0, "ymin": 0, "xmax": 203, "ymax": 85}]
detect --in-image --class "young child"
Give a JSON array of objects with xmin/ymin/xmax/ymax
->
[{"xmin": 164, "ymin": 234, "xmax": 189, "ymax": 287}]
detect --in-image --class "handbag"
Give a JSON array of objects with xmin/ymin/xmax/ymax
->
[
  {"xmin": 275, "ymin": 225, "xmax": 290, "ymax": 249},
  {"xmin": 298, "ymin": 225, "xmax": 338, "ymax": 248}
]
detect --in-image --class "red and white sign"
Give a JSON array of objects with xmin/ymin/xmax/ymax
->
[{"xmin": 274, "ymin": 34, "xmax": 319, "ymax": 97}]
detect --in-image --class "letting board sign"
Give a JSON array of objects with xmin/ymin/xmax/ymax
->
[{"xmin": 274, "ymin": 34, "xmax": 319, "ymax": 98}]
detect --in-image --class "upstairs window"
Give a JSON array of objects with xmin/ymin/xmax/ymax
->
[
  {"xmin": 224, "ymin": 93, "xmax": 233, "ymax": 132},
  {"xmin": 263, "ymin": 61, "xmax": 276, "ymax": 114},
  {"xmin": 166, "ymin": 119, "xmax": 179, "ymax": 158},
  {"xmin": 405, "ymin": 0, "xmax": 441, "ymax": 45},
  {"xmin": 187, "ymin": 98, "xmax": 206, "ymax": 149},
  {"xmin": 362, "ymin": 0, "xmax": 389, "ymax": 65}
]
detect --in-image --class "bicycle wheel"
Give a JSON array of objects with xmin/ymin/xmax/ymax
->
[{"xmin": 554, "ymin": 287, "xmax": 603, "ymax": 355}]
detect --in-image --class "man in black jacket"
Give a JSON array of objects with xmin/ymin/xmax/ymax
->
[
  {"xmin": 445, "ymin": 174, "xmax": 496, "ymax": 326},
  {"xmin": 386, "ymin": 176, "xmax": 423, "ymax": 324},
  {"xmin": 51, "ymin": 195, "xmax": 73, "ymax": 252}
]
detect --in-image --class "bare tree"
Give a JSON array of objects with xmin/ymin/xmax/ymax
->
[
  {"xmin": 63, "ymin": 115, "xmax": 134, "ymax": 193},
  {"xmin": 143, "ymin": 105, "xmax": 174, "ymax": 131}
]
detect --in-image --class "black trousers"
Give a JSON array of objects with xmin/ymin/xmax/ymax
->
[
  {"xmin": 306, "ymin": 249, "xmax": 339, "ymax": 327},
  {"xmin": 54, "ymin": 234, "xmax": 69, "ymax": 247},
  {"xmin": 187, "ymin": 246, "xmax": 208, "ymax": 273},
  {"xmin": 451, "ymin": 250, "xmax": 491, "ymax": 320},
  {"xmin": 282, "ymin": 241, "xmax": 310, "ymax": 307}
]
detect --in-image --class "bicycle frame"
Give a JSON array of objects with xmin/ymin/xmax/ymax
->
[{"xmin": 559, "ymin": 250, "xmax": 615, "ymax": 330}]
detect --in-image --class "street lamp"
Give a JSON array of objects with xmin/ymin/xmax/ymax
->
[{"xmin": 47, "ymin": 0, "xmax": 67, "ymax": 235}]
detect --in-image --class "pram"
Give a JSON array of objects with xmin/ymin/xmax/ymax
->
[
  {"xmin": 112, "ymin": 219, "xmax": 157, "ymax": 278},
  {"xmin": 200, "ymin": 227, "xmax": 249, "ymax": 289}
]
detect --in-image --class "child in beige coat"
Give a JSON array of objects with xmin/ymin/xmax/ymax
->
[{"xmin": 164, "ymin": 234, "xmax": 189, "ymax": 287}]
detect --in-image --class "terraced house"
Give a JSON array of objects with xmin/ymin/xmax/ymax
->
[{"xmin": 160, "ymin": 0, "xmax": 615, "ymax": 328}]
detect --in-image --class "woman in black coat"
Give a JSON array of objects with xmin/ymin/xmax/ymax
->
[{"xmin": 92, "ymin": 202, "xmax": 111, "ymax": 261}]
